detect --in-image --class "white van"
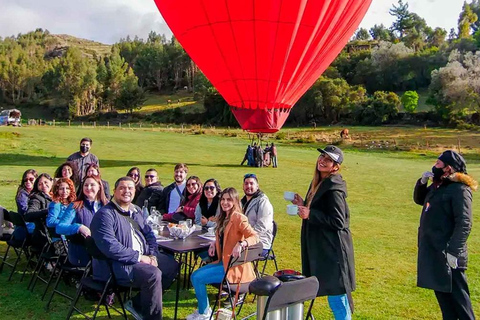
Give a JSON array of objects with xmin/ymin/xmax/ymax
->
[{"xmin": 0, "ymin": 109, "xmax": 21, "ymax": 126}]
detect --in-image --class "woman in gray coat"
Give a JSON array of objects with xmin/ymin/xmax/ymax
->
[{"xmin": 292, "ymin": 145, "xmax": 355, "ymax": 320}]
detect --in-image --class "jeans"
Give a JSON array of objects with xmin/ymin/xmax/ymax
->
[
  {"xmin": 191, "ymin": 262, "xmax": 225, "ymax": 314},
  {"xmin": 328, "ymin": 294, "xmax": 351, "ymax": 320}
]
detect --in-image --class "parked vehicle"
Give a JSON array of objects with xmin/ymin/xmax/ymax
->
[{"xmin": 0, "ymin": 109, "xmax": 21, "ymax": 126}]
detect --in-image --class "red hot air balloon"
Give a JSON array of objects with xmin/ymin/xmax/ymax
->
[{"xmin": 154, "ymin": 0, "xmax": 372, "ymax": 133}]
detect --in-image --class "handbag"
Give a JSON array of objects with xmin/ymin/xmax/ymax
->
[{"xmin": 215, "ymin": 244, "xmax": 249, "ymax": 320}]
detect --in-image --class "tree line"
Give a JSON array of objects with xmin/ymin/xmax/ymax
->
[{"xmin": 1, "ymin": 0, "xmax": 480, "ymax": 128}]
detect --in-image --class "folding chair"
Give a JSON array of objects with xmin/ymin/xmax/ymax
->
[
  {"xmin": 65, "ymin": 236, "xmax": 128, "ymax": 320},
  {"xmin": 210, "ymin": 242, "xmax": 264, "ymax": 320},
  {"xmin": 0, "ymin": 210, "xmax": 31, "ymax": 281},
  {"xmin": 257, "ymin": 221, "xmax": 279, "ymax": 276},
  {"xmin": 45, "ymin": 234, "xmax": 87, "ymax": 310},
  {"xmin": 29, "ymin": 223, "xmax": 67, "ymax": 298},
  {"xmin": 259, "ymin": 276, "xmax": 319, "ymax": 320}
]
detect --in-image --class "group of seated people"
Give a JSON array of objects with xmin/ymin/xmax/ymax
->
[{"xmin": 0, "ymin": 137, "xmax": 276, "ymax": 320}]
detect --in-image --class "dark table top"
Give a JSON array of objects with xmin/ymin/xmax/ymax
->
[{"xmin": 157, "ymin": 229, "xmax": 215, "ymax": 253}]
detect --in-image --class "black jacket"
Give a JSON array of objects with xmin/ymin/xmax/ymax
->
[
  {"xmin": 414, "ymin": 173, "xmax": 474, "ymax": 292},
  {"xmin": 24, "ymin": 191, "xmax": 52, "ymax": 249},
  {"xmin": 301, "ymin": 174, "xmax": 355, "ymax": 296},
  {"xmin": 135, "ymin": 182, "xmax": 164, "ymax": 209},
  {"xmin": 151, "ymin": 182, "xmax": 184, "ymax": 214}
]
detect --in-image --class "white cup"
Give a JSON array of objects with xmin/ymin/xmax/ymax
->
[
  {"xmin": 153, "ymin": 229, "xmax": 159, "ymax": 236},
  {"xmin": 207, "ymin": 227, "xmax": 215, "ymax": 235},
  {"xmin": 287, "ymin": 204, "xmax": 299, "ymax": 216},
  {"xmin": 284, "ymin": 191, "xmax": 295, "ymax": 201}
]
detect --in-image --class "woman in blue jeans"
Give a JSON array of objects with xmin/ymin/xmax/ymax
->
[
  {"xmin": 292, "ymin": 145, "xmax": 356, "ymax": 320},
  {"xmin": 187, "ymin": 187, "xmax": 258, "ymax": 320}
]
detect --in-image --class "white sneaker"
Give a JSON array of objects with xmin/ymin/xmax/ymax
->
[{"xmin": 186, "ymin": 308, "xmax": 212, "ymax": 320}]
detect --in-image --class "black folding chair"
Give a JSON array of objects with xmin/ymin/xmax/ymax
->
[
  {"xmin": 0, "ymin": 210, "xmax": 31, "ymax": 281},
  {"xmin": 65, "ymin": 236, "xmax": 128, "ymax": 320},
  {"xmin": 260, "ymin": 276, "xmax": 319, "ymax": 320},
  {"xmin": 257, "ymin": 221, "xmax": 279, "ymax": 276},
  {"xmin": 45, "ymin": 234, "xmax": 87, "ymax": 310},
  {"xmin": 29, "ymin": 223, "xmax": 67, "ymax": 298},
  {"xmin": 210, "ymin": 242, "xmax": 264, "ymax": 320}
]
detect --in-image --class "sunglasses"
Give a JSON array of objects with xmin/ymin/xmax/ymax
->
[
  {"xmin": 204, "ymin": 186, "xmax": 216, "ymax": 191},
  {"xmin": 128, "ymin": 173, "xmax": 139, "ymax": 177},
  {"xmin": 187, "ymin": 182, "xmax": 198, "ymax": 187},
  {"xmin": 24, "ymin": 177, "xmax": 35, "ymax": 182},
  {"xmin": 145, "ymin": 175, "xmax": 156, "ymax": 179}
]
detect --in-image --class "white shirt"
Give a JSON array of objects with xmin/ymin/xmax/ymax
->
[{"xmin": 168, "ymin": 182, "xmax": 186, "ymax": 213}]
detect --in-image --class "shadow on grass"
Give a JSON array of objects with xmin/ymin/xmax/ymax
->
[{"xmin": 0, "ymin": 154, "xmax": 200, "ymax": 168}]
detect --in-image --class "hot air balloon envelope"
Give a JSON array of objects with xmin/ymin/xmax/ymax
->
[{"xmin": 154, "ymin": 0, "xmax": 372, "ymax": 132}]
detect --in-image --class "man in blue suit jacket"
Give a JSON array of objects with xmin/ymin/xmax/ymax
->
[{"xmin": 91, "ymin": 176, "xmax": 178, "ymax": 320}]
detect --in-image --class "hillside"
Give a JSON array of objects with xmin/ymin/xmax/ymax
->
[{"xmin": 45, "ymin": 34, "xmax": 112, "ymax": 58}]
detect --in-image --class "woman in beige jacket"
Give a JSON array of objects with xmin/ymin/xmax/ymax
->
[{"xmin": 187, "ymin": 187, "xmax": 258, "ymax": 320}]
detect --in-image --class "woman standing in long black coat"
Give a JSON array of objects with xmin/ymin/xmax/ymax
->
[{"xmin": 292, "ymin": 145, "xmax": 355, "ymax": 320}]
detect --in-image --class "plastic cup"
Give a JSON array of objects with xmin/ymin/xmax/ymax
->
[
  {"xmin": 287, "ymin": 204, "xmax": 299, "ymax": 216},
  {"xmin": 284, "ymin": 191, "xmax": 295, "ymax": 201},
  {"xmin": 207, "ymin": 227, "xmax": 215, "ymax": 235}
]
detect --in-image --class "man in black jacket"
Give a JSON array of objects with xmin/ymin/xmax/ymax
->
[
  {"xmin": 414, "ymin": 150, "xmax": 477, "ymax": 320},
  {"xmin": 136, "ymin": 168, "xmax": 164, "ymax": 209},
  {"xmin": 150, "ymin": 163, "xmax": 187, "ymax": 214}
]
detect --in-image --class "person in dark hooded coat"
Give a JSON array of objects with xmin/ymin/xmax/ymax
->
[
  {"xmin": 414, "ymin": 150, "xmax": 477, "ymax": 320},
  {"xmin": 292, "ymin": 145, "xmax": 355, "ymax": 320}
]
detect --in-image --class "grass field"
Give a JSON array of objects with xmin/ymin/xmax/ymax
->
[{"xmin": 1, "ymin": 126, "xmax": 480, "ymax": 319}]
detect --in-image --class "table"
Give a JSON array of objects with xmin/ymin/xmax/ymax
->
[{"xmin": 157, "ymin": 229, "xmax": 215, "ymax": 320}]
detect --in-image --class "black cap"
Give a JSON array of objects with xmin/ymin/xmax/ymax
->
[
  {"xmin": 438, "ymin": 150, "xmax": 467, "ymax": 173},
  {"xmin": 317, "ymin": 145, "xmax": 344, "ymax": 164}
]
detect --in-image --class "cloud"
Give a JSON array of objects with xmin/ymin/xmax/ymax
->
[{"xmin": 0, "ymin": 0, "xmax": 172, "ymax": 44}]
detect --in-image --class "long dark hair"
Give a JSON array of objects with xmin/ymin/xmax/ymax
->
[
  {"xmin": 55, "ymin": 161, "xmax": 79, "ymax": 186},
  {"xmin": 127, "ymin": 167, "xmax": 143, "ymax": 187},
  {"xmin": 216, "ymin": 187, "xmax": 242, "ymax": 236},
  {"xmin": 183, "ymin": 176, "xmax": 203, "ymax": 201},
  {"xmin": 199, "ymin": 178, "xmax": 221, "ymax": 219},
  {"xmin": 32, "ymin": 173, "xmax": 54, "ymax": 196},
  {"xmin": 16, "ymin": 169, "xmax": 38, "ymax": 197},
  {"xmin": 74, "ymin": 175, "xmax": 108, "ymax": 209}
]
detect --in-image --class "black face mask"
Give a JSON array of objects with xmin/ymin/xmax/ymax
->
[
  {"xmin": 432, "ymin": 166, "xmax": 445, "ymax": 181},
  {"xmin": 80, "ymin": 145, "xmax": 90, "ymax": 153}
]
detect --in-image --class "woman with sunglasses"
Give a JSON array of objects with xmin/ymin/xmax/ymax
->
[
  {"xmin": 194, "ymin": 178, "xmax": 221, "ymax": 229},
  {"xmin": 291, "ymin": 145, "xmax": 355, "ymax": 320},
  {"xmin": 57, "ymin": 175, "xmax": 108, "ymax": 266},
  {"xmin": 86, "ymin": 163, "xmax": 111, "ymax": 200},
  {"xmin": 24, "ymin": 173, "xmax": 54, "ymax": 250},
  {"xmin": 12, "ymin": 169, "xmax": 38, "ymax": 238},
  {"xmin": 126, "ymin": 167, "xmax": 144, "ymax": 203},
  {"xmin": 163, "ymin": 176, "xmax": 203, "ymax": 223}
]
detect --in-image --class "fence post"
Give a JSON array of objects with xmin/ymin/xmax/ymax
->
[
  {"xmin": 119, "ymin": 122, "xmax": 122, "ymax": 128},
  {"xmin": 82, "ymin": 122, "xmax": 84, "ymax": 127},
  {"xmin": 107, "ymin": 121, "xmax": 109, "ymax": 128},
  {"xmin": 94, "ymin": 121, "xmax": 96, "ymax": 128},
  {"xmin": 128, "ymin": 123, "xmax": 131, "ymax": 129},
  {"xmin": 53, "ymin": 119, "xmax": 55, "ymax": 126},
  {"xmin": 68, "ymin": 120, "xmax": 71, "ymax": 127}
]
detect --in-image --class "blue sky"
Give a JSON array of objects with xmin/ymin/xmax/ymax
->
[{"xmin": 0, "ymin": 0, "xmax": 465, "ymax": 44}]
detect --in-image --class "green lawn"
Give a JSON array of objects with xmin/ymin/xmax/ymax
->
[{"xmin": 0, "ymin": 126, "xmax": 480, "ymax": 319}]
